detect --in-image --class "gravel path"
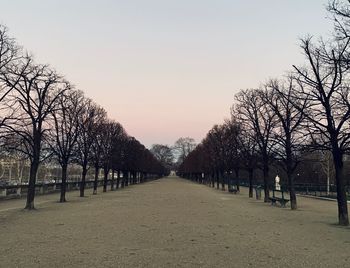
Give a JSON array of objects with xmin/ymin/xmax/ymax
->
[{"xmin": 0, "ymin": 176, "xmax": 349, "ymax": 268}]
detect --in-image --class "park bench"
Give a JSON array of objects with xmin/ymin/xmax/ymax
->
[
  {"xmin": 269, "ymin": 189, "xmax": 289, "ymax": 207},
  {"xmin": 228, "ymin": 187, "xmax": 238, "ymax": 194},
  {"xmin": 228, "ymin": 184, "xmax": 239, "ymax": 194}
]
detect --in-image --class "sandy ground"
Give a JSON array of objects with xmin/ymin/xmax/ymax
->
[{"xmin": 0, "ymin": 176, "xmax": 349, "ymax": 268}]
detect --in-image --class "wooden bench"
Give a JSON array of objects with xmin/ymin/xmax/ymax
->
[{"xmin": 269, "ymin": 189, "xmax": 289, "ymax": 207}]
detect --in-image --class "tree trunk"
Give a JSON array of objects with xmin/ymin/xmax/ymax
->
[
  {"xmin": 130, "ymin": 172, "xmax": 133, "ymax": 184},
  {"xmin": 140, "ymin": 172, "xmax": 144, "ymax": 183},
  {"xmin": 93, "ymin": 165, "xmax": 99, "ymax": 195},
  {"xmin": 221, "ymin": 171, "xmax": 225, "ymax": 191},
  {"xmin": 133, "ymin": 172, "xmax": 136, "ymax": 184},
  {"xmin": 25, "ymin": 160, "xmax": 39, "ymax": 210},
  {"xmin": 111, "ymin": 170, "xmax": 115, "ymax": 191},
  {"xmin": 116, "ymin": 170, "xmax": 120, "ymax": 189},
  {"xmin": 333, "ymin": 151, "xmax": 349, "ymax": 226},
  {"xmin": 248, "ymin": 169, "xmax": 253, "ymax": 198},
  {"xmin": 284, "ymin": 134, "xmax": 297, "ymax": 209},
  {"xmin": 121, "ymin": 171, "xmax": 125, "ymax": 188},
  {"xmin": 234, "ymin": 168, "xmax": 240, "ymax": 192},
  {"xmin": 25, "ymin": 132, "xmax": 42, "ymax": 210},
  {"xmin": 287, "ymin": 171, "xmax": 297, "ymax": 210},
  {"xmin": 123, "ymin": 171, "xmax": 129, "ymax": 186},
  {"xmin": 262, "ymin": 157, "xmax": 270, "ymax": 202},
  {"xmin": 80, "ymin": 164, "xmax": 87, "ymax": 197},
  {"xmin": 216, "ymin": 170, "xmax": 219, "ymax": 189},
  {"xmin": 103, "ymin": 166, "xmax": 109, "ymax": 192},
  {"xmin": 286, "ymin": 163, "xmax": 297, "ymax": 210},
  {"xmin": 227, "ymin": 173, "xmax": 232, "ymax": 191},
  {"xmin": 60, "ymin": 163, "xmax": 68, "ymax": 203}
]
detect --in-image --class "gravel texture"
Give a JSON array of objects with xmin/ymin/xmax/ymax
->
[{"xmin": 0, "ymin": 176, "xmax": 349, "ymax": 268}]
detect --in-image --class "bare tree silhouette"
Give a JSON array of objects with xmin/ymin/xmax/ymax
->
[
  {"xmin": 1, "ymin": 55, "xmax": 66, "ymax": 209},
  {"xmin": 49, "ymin": 89, "xmax": 84, "ymax": 202},
  {"xmin": 263, "ymin": 77, "xmax": 308, "ymax": 209},
  {"xmin": 235, "ymin": 89, "xmax": 277, "ymax": 202},
  {"xmin": 292, "ymin": 36, "xmax": 350, "ymax": 225}
]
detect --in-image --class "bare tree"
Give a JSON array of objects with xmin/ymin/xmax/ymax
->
[
  {"xmin": 328, "ymin": 0, "xmax": 350, "ymax": 40},
  {"xmin": 110, "ymin": 132, "xmax": 128, "ymax": 190},
  {"xmin": 0, "ymin": 25, "xmax": 21, "ymax": 128},
  {"xmin": 49, "ymin": 89, "xmax": 84, "ymax": 202},
  {"xmin": 173, "ymin": 137, "xmax": 196, "ymax": 164},
  {"xmin": 0, "ymin": 24, "xmax": 20, "ymax": 73},
  {"xmin": 150, "ymin": 144, "xmax": 174, "ymax": 172},
  {"xmin": 177, "ymin": 143, "xmax": 206, "ymax": 183},
  {"xmin": 235, "ymin": 89, "xmax": 277, "ymax": 202},
  {"xmin": 1, "ymin": 55, "xmax": 66, "ymax": 209},
  {"xmin": 100, "ymin": 120, "xmax": 125, "ymax": 192},
  {"xmin": 223, "ymin": 117, "xmax": 242, "ymax": 192},
  {"xmin": 122, "ymin": 137, "xmax": 142, "ymax": 186},
  {"xmin": 74, "ymin": 99, "xmax": 103, "ymax": 197},
  {"xmin": 205, "ymin": 125, "xmax": 227, "ymax": 190},
  {"xmin": 263, "ymin": 77, "xmax": 308, "ymax": 209},
  {"xmin": 238, "ymin": 126, "xmax": 259, "ymax": 198},
  {"xmin": 292, "ymin": 36, "xmax": 350, "ymax": 225},
  {"xmin": 90, "ymin": 107, "xmax": 107, "ymax": 195}
]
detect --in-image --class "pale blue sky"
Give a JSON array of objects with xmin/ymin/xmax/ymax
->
[{"xmin": 1, "ymin": 0, "xmax": 332, "ymax": 147}]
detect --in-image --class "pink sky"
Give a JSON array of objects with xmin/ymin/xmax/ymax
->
[{"xmin": 1, "ymin": 0, "xmax": 332, "ymax": 147}]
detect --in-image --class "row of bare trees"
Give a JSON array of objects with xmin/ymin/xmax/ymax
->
[
  {"xmin": 149, "ymin": 137, "xmax": 197, "ymax": 171},
  {"xmin": 178, "ymin": 0, "xmax": 350, "ymax": 226},
  {"xmin": 0, "ymin": 25, "xmax": 167, "ymax": 209}
]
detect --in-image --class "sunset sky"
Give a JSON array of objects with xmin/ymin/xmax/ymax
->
[{"xmin": 1, "ymin": 0, "xmax": 332, "ymax": 147}]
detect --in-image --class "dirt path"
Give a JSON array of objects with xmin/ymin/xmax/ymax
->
[{"xmin": 0, "ymin": 176, "xmax": 349, "ymax": 268}]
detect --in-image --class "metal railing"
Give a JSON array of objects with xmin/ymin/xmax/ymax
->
[{"xmin": 0, "ymin": 179, "xmax": 109, "ymax": 199}]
